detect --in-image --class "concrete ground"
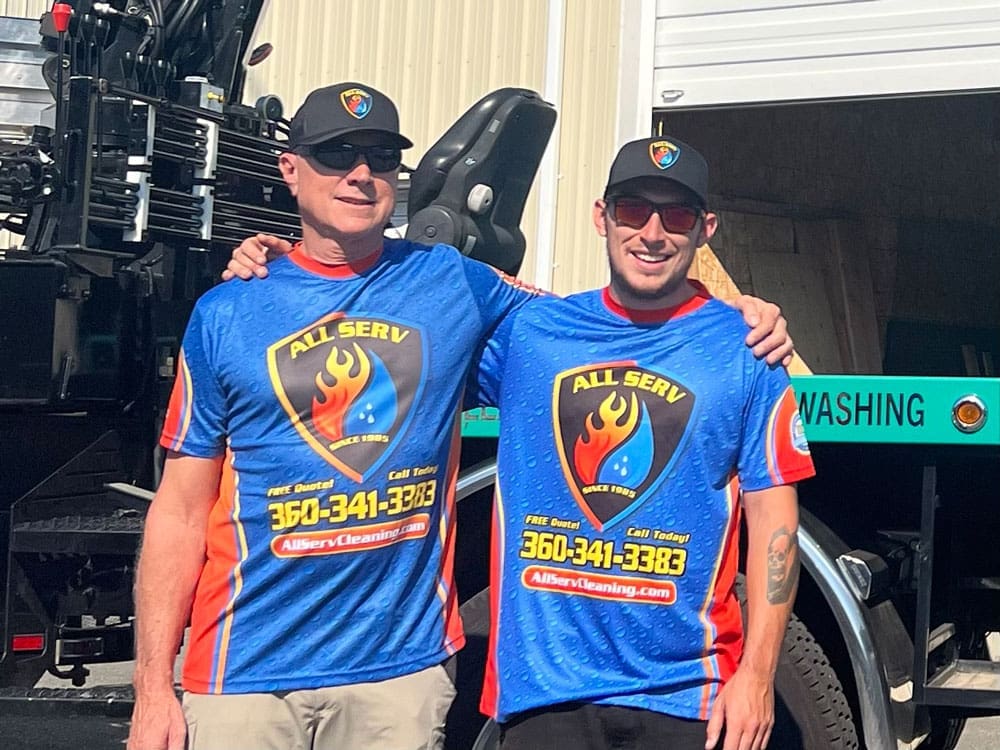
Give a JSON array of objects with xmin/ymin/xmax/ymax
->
[
  {"xmin": 954, "ymin": 718, "xmax": 1000, "ymax": 749},
  {"xmin": 1, "ymin": 656, "xmax": 999, "ymax": 749}
]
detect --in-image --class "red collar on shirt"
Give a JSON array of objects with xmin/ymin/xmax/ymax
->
[
  {"xmin": 601, "ymin": 281, "xmax": 712, "ymax": 323},
  {"xmin": 288, "ymin": 241, "xmax": 383, "ymax": 278}
]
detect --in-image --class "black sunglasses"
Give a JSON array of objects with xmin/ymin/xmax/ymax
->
[
  {"xmin": 299, "ymin": 142, "xmax": 402, "ymax": 173},
  {"xmin": 608, "ymin": 197, "xmax": 703, "ymax": 233}
]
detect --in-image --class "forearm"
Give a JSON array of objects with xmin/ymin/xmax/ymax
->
[
  {"xmin": 132, "ymin": 454, "xmax": 222, "ymax": 693},
  {"xmin": 741, "ymin": 485, "xmax": 800, "ymax": 679},
  {"xmin": 133, "ymin": 508, "xmax": 206, "ymax": 689}
]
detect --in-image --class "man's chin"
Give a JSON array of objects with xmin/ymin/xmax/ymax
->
[
  {"xmin": 321, "ymin": 222, "xmax": 387, "ymax": 241},
  {"xmin": 301, "ymin": 227, "xmax": 386, "ymax": 259},
  {"xmin": 611, "ymin": 276, "xmax": 688, "ymax": 306}
]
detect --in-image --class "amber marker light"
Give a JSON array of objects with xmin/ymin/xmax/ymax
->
[{"xmin": 952, "ymin": 395, "xmax": 986, "ymax": 433}]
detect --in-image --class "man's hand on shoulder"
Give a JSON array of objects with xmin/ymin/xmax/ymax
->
[
  {"xmin": 731, "ymin": 294, "xmax": 794, "ymax": 368},
  {"xmin": 221, "ymin": 234, "xmax": 293, "ymax": 281}
]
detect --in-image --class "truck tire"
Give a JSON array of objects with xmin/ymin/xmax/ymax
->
[
  {"xmin": 775, "ymin": 614, "xmax": 859, "ymax": 749},
  {"xmin": 450, "ymin": 587, "xmax": 859, "ymax": 750}
]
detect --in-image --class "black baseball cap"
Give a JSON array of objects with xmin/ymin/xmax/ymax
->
[
  {"xmin": 288, "ymin": 82, "xmax": 413, "ymax": 149},
  {"xmin": 604, "ymin": 136, "xmax": 708, "ymax": 207}
]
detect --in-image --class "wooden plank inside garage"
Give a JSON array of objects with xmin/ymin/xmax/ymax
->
[
  {"xmin": 695, "ymin": 211, "xmax": 820, "ymax": 374},
  {"xmin": 794, "ymin": 219, "xmax": 883, "ymax": 374},
  {"xmin": 747, "ymin": 249, "xmax": 844, "ymax": 374},
  {"xmin": 697, "ymin": 211, "xmax": 888, "ymax": 376}
]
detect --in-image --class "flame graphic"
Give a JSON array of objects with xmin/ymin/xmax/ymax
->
[
  {"xmin": 650, "ymin": 141, "xmax": 678, "ymax": 169},
  {"xmin": 573, "ymin": 391, "xmax": 640, "ymax": 485},
  {"xmin": 311, "ymin": 343, "xmax": 372, "ymax": 442},
  {"xmin": 346, "ymin": 93, "xmax": 370, "ymax": 116}
]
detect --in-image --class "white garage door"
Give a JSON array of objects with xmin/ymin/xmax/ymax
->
[{"xmin": 654, "ymin": 0, "xmax": 1000, "ymax": 108}]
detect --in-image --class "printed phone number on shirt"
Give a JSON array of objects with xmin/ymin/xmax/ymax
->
[
  {"xmin": 267, "ymin": 479, "xmax": 437, "ymax": 531},
  {"xmin": 519, "ymin": 529, "xmax": 688, "ymax": 576}
]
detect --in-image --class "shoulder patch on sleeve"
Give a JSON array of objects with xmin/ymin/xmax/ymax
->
[{"xmin": 491, "ymin": 267, "xmax": 546, "ymax": 296}]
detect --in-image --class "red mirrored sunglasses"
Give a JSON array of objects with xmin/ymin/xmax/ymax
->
[{"xmin": 609, "ymin": 198, "xmax": 703, "ymax": 233}]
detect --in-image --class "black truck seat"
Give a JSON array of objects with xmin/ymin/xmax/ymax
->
[{"xmin": 405, "ymin": 88, "xmax": 556, "ymax": 276}]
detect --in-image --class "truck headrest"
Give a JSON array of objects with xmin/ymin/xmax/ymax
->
[{"xmin": 405, "ymin": 88, "xmax": 556, "ymax": 275}]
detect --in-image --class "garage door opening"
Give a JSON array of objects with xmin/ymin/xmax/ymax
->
[{"xmin": 656, "ymin": 93, "xmax": 1000, "ymax": 376}]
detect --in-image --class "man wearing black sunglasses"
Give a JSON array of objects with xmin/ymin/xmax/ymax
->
[
  {"xmin": 473, "ymin": 137, "xmax": 811, "ymax": 750},
  {"xmin": 130, "ymin": 82, "xmax": 548, "ymax": 750}
]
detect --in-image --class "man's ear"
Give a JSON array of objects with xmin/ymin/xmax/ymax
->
[
  {"xmin": 699, "ymin": 211, "xmax": 719, "ymax": 245},
  {"xmin": 278, "ymin": 152, "xmax": 299, "ymax": 197},
  {"xmin": 593, "ymin": 199, "xmax": 609, "ymax": 237}
]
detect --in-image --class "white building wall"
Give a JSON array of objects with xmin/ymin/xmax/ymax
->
[
  {"xmin": 654, "ymin": 0, "xmax": 1000, "ymax": 109},
  {"xmin": 0, "ymin": 0, "xmax": 49, "ymax": 18},
  {"xmin": 547, "ymin": 0, "xmax": 623, "ymax": 295}
]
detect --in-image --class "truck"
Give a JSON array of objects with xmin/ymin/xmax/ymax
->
[
  {"xmin": 0, "ymin": 1, "xmax": 554, "ymax": 746},
  {"xmin": 2, "ymin": 2, "xmax": 1000, "ymax": 750}
]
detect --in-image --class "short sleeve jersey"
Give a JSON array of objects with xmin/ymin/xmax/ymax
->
[
  {"xmin": 474, "ymin": 285, "xmax": 815, "ymax": 723},
  {"xmin": 160, "ymin": 239, "xmax": 534, "ymax": 694}
]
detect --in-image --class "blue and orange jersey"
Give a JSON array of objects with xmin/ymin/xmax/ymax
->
[
  {"xmin": 472, "ymin": 284, "xmax": 815, "ymax": 723},
  {"xmin": 160, "ymin": 239, "xmax": 535, "ymax": 694}
]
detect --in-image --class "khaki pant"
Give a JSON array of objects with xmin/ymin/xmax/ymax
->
[{"xmin": 182, "ymin": 663, "xmax": 456, "ymax": 750}]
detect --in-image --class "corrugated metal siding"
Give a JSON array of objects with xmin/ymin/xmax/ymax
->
[
  {"xmin": 0, "ymin": 1, "xmax": 49, "ymax": 19},
  {"xmin": 244, "ymin": 0, "xmax": 620, "ymax": 293},
  {"xmin": 548, "ymin": 0, "xmax": 620, "ymax": 295},
  {"xmin": 242, "ymin": 0, "xmax": 551, "ymax": 284},
  {"xmin": 654, "ymin": 0, "xmax": 1000, "ymax": 108},
  {"xmin": 0, "ymin": 15, "xmax": 50, "ymax": 135},
  {"xmin": 245, "ymin": 1, "xmax": 547, "ymax": 153}
]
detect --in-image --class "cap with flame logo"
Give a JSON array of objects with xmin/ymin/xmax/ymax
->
[
  {"xmin": 288, "ymin": 82, "xmax": 413, "ymax": 149},
  {"xmin": 603, "ymin": 136, "xmax": 709, "ymax": 207}
]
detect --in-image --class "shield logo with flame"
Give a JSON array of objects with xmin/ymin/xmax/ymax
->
[
  {"xmin": 340, "ymin": 88, "xmax": 372, "ymax": 119},
  {"xmin": 268, "ymin": 312, "xmax": 425, "ymax": 481},
  {"xmin": 648, "ymin": 140, "xmax": 680, "ymax": 170},
  {"xmin": 553, "ymin": 361, "xmax": 695, "ymax": 530}
]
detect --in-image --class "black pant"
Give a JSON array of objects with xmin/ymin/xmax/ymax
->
[{"xmin": 499, "ymin": 702, "xmax": 713, "ymax": 750}]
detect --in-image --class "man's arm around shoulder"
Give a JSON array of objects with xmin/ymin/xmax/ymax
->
[
  {"xmin": 706, "ymin": 484, "xmax": 799, "ymax": 750},
  {"xmin": 128, "ymin": 452, "xmax": 223, "ymax": 750}
]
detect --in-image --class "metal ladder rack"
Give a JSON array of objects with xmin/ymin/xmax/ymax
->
[{"xmin": 913, "ymin": 465, "xmax": 1000, "ymax": 708}]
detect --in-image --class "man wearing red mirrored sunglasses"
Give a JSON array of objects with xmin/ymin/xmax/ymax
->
[
  {"xmin": 472, "ymin": 137, "xmax": 812, "ymax": 750},
  {"xmin": 595, "ymin": 140, "xmax": 718, "ymax": 313}
]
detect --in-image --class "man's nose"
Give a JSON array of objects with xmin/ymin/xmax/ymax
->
[
  {"xmin": 639, "ymin": 212, "xmax": 668, "ymax": 244},
  {"xmin": 345, "ymin": 157, "xmax": 374, "ymax": 181}
]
